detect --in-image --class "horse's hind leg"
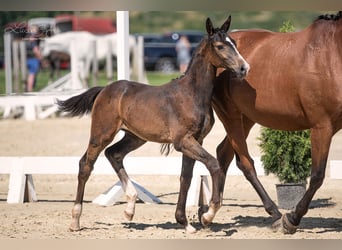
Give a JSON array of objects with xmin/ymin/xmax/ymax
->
[
  {"xmin": 70, "ymin": 115, "xmax": 120, "ymax": 231},
  {"xmin": 104, "ymin": 131, "xmax": 146, "ymax": 221},
  {"xmin": 70, "ymin": 143, "xmax": 112, "ymax": 231}
]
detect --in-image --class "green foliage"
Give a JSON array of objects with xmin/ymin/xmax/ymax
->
[
  {"xmin": 279, "ymin": 20, "xmax": 295, "ymax": 32},
  {"xmin": 258, "ymin": 128, "xmax": 312, "ymax": 184}
]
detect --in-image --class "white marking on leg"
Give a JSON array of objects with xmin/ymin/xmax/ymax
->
[
  {"xmin": 201, "ymin": 199, "xmax": 222, "ymax": 226},
  {"xmin": 123, "ymin": 179, "xmax": 137, "ymax": 221},
  {"xmin": 202, "ymin": 206, "xmax": 216, "ymax": 225},
  {"xmin": 70, "ymin": 203, "xmax": 82, "ymax": 231},
  {"xmin": 185, "ymin": 224, "xmax": 197, "ymax": 234}
]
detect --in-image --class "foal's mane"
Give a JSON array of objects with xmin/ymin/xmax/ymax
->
[
  {"xmin": 181, "ymin": 35, "xmax": 209, "ymax": 76},
  {"xmin": 315, "ymin": 11, "xmax": 342, "ymax": 21}
]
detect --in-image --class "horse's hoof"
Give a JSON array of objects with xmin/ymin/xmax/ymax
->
[
  {"xmin": 69, "ymin": 224, "xmax": 81, "ymax": 232},
  {"xmin": 281, "ymin": 213, "xmax": 298, "ymax": 234},
  {"xmin": 271, "ymin": 217, "xmax": 282, "ymax": 232},
  {"xmin": 185, "ymin": 224, "xmax": 197, "ymax": 234},
  {"xmin": 124, "ymin": 210, "xmax": 134, "ymax": 221}
]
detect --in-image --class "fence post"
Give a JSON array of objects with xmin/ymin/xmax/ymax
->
[
  {"xmin": 12, "ymin": 41, "xmax": 20, "ymax": 92},
  {"xmin": 19, "ymin": 40, "xmax": 27, "ymax": 91},
  {"xmin": 91, "ymin": 39, "xmax": 98, "ymax": 86},
  {"xmin": 116, "ymin": 11, "xmax": 130, "ymax": 80},
  {"xmin": 70, "ymin": 39, "xmax": 83, "ymax": 89},
  {"xmin": 137, "ymin": 36, "xmax": 147, "ymax": 83},
  {"xmin": 4, "ymin": 33, "xmax": 13, "ymax": 94},
  {"xmin": 7, "ymin": 158, "xmax": 26, "ymax": 203},
  {"xmin": 106, "ymin": 39, "xmax": 113, "ymax": 81}
]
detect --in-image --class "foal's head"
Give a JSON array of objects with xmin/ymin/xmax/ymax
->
[{"xmin": 205, "ymin": 16, "xmax": 249, "ymax": 78}]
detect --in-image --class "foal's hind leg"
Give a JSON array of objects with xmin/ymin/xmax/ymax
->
[
  {"xmin": 70, "ymin": 138, "xmax": 116, "ymax": 231},
  {"xmin": 70, "ymin": 116, "xmax": 120, "ymax": 231},
  {"xmin": 104, "ymin": 132, "xmax": 146, "ymax": 221}
]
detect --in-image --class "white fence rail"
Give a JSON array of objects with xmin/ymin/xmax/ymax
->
[
  {"xmin": 0, "ymin": 90, "xmax": 84, "ymax": 120},
  {"xmin": 0, "ymin": 156, "xmax": 264, "ymax": 207}
]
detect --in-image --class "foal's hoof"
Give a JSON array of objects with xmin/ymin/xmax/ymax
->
[
  {"xmin": 200, "ymin": 213, "xmax": 212, "ymax": 227},
  {"xmin": 271, "ymin": 214, "xmax": 298, "ymax": 234},
  {"xmin": 198, "ymin": 205, "xmax": 209, "ymax": 226},
  {"xmin": 124, "ymin": 210, "xmax": 134, "ymax": 221}
]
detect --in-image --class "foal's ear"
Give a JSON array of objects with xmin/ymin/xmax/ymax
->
[
  {"xmin": 221, "ymin": 15, "xmax": 231, "ymax": 33},
  {"xmin": 206, "ymin": 17, "xmax": 215, "ymax": 36}
]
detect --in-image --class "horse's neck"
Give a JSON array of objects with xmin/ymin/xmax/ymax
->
[
  {"xmin": 183, "ymin": 54, "xmax": 216, "ymax": 97},
  {"xmin": 309, "ymin": 19, "xmax": 342, "ymax": 46}
]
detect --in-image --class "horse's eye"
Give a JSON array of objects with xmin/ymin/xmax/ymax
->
[{"xmin": 216, "ymin": 45, "xmax": 224, "ymax": 50}]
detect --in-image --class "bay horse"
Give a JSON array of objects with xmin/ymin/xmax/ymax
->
[
  {"xmin": 57, "ymin": 16, "xmax": 249, "ymax": 233},
  {"xmin": 211, "ymin": 11, "xmax": 342, "ymax": 234}
]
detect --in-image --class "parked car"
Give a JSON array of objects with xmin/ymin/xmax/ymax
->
[{"xmin": 136, "ymin": 30, "xmax": 204, "ymax": 73}]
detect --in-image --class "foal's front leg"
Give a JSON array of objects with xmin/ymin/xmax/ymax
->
[
  {"xmin": 175, "ymin": 155, "xmax": 196, "ymax": 233},
  {"xmin": 175, "ymin": 136, "xmax": 226, "ymax": 228}
]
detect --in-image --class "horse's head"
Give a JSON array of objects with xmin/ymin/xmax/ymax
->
[{"xmin": 206, "ymin": 16, "xmax": 249, "ymax": 78}]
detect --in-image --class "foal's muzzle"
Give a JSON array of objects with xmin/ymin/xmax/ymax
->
[{"xmin": 237, "ymin": 62, "xmax": 250, "ymax": 78}]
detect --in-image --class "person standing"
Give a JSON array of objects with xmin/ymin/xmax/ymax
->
[
  {"xmin": 25, "ymin": 25, "xmax": 42, "ymax": 92},
  {"xmin": 175, "ymin": 35, "xmax": 191, "ymax": 74}
]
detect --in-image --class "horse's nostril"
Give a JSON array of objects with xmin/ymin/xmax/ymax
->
[{"xmin": 240, "ymin": 66, "xmax": 246, "ymax": 75}]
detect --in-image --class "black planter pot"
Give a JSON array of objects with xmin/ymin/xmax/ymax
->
[{"xmin": 276, "ymin": 183, "xmax": 306, "ymax": 210}]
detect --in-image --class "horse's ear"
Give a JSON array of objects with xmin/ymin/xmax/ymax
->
[
  {"xmin": 221, "ymin": 15, "xmax": 231, "ymax": 33},
  {"xmin": 206, "ymin": 17, "xmax": 214, "ymax": 36}
]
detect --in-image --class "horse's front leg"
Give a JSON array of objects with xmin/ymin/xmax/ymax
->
[
  {"xmin": 175, "ymin": 136, "xmax": 226, "ymax": 228},
  {"xmin": 279, "ymin": 126, "xmax": 333, "ymax": 234},
  {"xmin": 224, "ymin": 118, "xmax": 282, "ymax": 225},
  {"xmin": 175, "ymin": 155, "xmax": 196, "ymax": 233}
]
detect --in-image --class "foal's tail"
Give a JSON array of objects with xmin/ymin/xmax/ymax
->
[{"xmin": 57, "ymin": 86, "xmax": 104, "ymax": 117}]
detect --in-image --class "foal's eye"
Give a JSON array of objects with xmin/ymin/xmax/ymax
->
[{"xmin": 216, "ymin": 45, "xmax": 224, "ymax": 50}]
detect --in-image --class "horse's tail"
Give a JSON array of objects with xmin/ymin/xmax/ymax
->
[{"xmin": 57, "ymin": 86, "xmax": 104, "ymax": 117}]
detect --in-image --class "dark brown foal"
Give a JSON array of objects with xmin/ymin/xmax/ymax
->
[{"xmin": 58, "ymin": 16, "xmax": 249, "ymax": 234}]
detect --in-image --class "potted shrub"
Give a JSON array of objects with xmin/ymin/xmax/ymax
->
[{"xmin": 258, "ymin": 128, "xmax": 312, "ymax": 210}]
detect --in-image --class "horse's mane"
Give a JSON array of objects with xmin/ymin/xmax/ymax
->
[{"xmin": 315, "ymin": 11, "xmax": 342, "ymax": 21}]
